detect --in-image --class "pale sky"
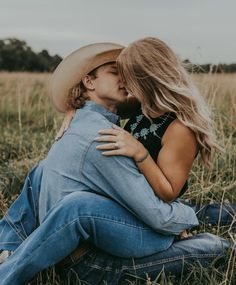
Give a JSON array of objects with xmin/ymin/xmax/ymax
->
[{"xmin": 0, "ymin": 0, "xmax": 235, "ymax": 64}]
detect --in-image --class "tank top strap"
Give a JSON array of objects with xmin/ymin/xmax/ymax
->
[{"xmin": 154, "ymin": 112, "xmax": 177, "ymax": 139}]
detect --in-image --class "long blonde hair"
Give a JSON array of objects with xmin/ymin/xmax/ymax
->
[{"xmin": 117, "ymin": 37, "xmax": 219, "ymax": 167}]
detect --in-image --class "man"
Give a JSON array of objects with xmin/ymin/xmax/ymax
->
[{"xmin": 0, "ymin": 43, "xmax": 230, "ymax": 284}]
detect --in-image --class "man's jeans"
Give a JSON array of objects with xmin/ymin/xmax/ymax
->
[
  {"xmin": 0, "ymin": 163, "xmax": 43, "ymax": 251},
  {"xmin": 0, "ymin": 164, "xmax": 235, "ymax": 284},
  {"xmin": 59, "ymin": 233, "xmax": 231, "ymax": 285}
]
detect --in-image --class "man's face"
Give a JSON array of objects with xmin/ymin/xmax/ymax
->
[{"xmin": 88, "ymin": 63, "xmax": 128, "ymax": 112}]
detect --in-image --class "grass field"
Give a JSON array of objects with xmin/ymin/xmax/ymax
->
[{"xmin": 0, "ymin": 72, "xmax": 235, "ymax": 284}]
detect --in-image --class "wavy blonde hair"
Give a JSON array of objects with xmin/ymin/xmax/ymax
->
[{"xmin": 117, "ymin": 37, "xmax": 219, "ymax": 167}]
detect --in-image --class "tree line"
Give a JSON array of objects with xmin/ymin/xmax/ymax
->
[
  {"xmin": 0, "ymin": 38, "xmax": 235, "ymax": 73},
  {"xmin": 0, "ymin": 38, "xmax": 62, "ymax": 72}
]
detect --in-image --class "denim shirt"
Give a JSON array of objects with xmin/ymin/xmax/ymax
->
[{"xmin": 39, "ymin": 101, "xmax": 199, "ymax": 235}]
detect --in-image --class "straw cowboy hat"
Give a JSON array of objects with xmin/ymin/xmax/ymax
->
[{"xmin": 50, "ymin": 42, "xmax": 124, "ymax": 112}]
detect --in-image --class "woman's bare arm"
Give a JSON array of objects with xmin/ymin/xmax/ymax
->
[
  {"xmin": 137, "ymin": 120, "xmax": 198, "ymax": 201},
  {"xmin": 95, "ymin": 121, "xmax": 198, "ymax": 202}
]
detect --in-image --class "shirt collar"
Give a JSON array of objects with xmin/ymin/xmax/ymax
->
[{"xmin": 82, "ymin": 101, "xmax": 120, "ymax": 124}]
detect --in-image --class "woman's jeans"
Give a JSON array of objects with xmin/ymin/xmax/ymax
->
[{"xmin": 0, "ymin": 163, "xmax": 235, "ymax": 284}]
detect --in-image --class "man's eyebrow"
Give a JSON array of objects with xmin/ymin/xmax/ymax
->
[{"xmin": 109, "ymin": 65, "xmax": 118, "ymax": 70}]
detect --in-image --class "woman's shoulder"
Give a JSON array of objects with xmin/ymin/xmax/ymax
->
[{"xmin": 162, "ymin": 118, "xmax": 198, "ymax": 147}]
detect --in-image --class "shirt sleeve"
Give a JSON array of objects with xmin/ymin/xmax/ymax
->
[{"xmin": 82, "ymin": 141, "xmax": 199, "ymax": 235}]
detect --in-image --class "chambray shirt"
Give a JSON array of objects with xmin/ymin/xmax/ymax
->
[{"xmin": 39, "ymin": 101, "xmax": 198, "ymax": 235}]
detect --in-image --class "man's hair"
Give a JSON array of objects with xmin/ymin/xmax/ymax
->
[{"xmin": 66, "ymin": 68, "xmax": 97, "ymax": 110}]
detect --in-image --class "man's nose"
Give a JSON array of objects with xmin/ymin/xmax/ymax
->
[{"xmin": 119, "ymin": 79, "xmax": 126, "ymax": 88}]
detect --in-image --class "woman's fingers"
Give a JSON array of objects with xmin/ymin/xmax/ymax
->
[
  {"xmin": 95, "ymin": 125, "xmax": 143, "ymax": 160},
  {"xmin": 96, "ymin": 140, "xmax": 125, "ymax": 156},
  {"xmin": 101, "ymin": 150, "xmax": 121, "ymax": 156},
  {"xmin": 95, "ymin": 125, "xmax": 134, "ymax": 157},
  {"xmin": 112, "ymin": 124, "xmax": 123, "ymax": 130},
  {"xmin": 98, "ymin": 129, "xmax": 121, "ymax": 136},
  {"xmin": 94, "ymin": 135, "xmax": 118, "ymax": 142},
  {"xmin": 96, "ymin": 143, "xmax": 120, "ymax": 150}
]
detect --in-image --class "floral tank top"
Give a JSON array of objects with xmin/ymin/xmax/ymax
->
[{"xmin": 124, "ymin": 108, "xmax": 188, "ymax": 197}]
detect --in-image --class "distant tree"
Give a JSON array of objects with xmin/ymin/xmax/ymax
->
[{"xmin": 0, "ymin": 38, "xmax": 62, "ymax": 72}]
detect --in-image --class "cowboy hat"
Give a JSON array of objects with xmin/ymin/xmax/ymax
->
[{"xmin": 50, "ymin": 42, "xmax": 124, "ymax": 112}]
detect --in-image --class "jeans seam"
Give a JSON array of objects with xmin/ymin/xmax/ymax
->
[
  {"xmin": 84, "ymin": 253, "xmax": 220, "ymax": 272},
  {"xmin": 5, "ymin": 213, "xmax": 26, "ymax": 241},
  {"xmin": 0, "ymin": 241, "xmax": 21, "ymax": 244},
  {"xmin": 121, "ymin": 253, "xmax": 221, "ymax": 270},
  {"xmin": 27, "ymin": 175, "xmax": 37, "ymax": 229},
  {"xmin": 79, "ymin": 215, "xmax": 148, "ymax": 230},
  {"xmin": 18, "ymin": 202, "xmax": 29, "ymax": 239}
]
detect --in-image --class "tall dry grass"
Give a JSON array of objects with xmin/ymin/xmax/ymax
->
[{"xmin": 0, "ymin": 72, "xmax": 235, "ymax": 284}]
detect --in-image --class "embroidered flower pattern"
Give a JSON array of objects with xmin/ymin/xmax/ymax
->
[
  {"xmin": 133, "ymin": 133, "xmax": 140, "ymax": 139},
  {"xmin": 140, "ymin": 128, "xmax": 149, "ymax": 139},
  {"xmin": 130, "ymin": 122, "xmax": 138, "ymax": 133},
  {"xmin": 150, "ymin": 123, "xmax": 159, "ymax": 135},
  {"xmin": 136, "ymin": 114, "xmax": 144, "ymax": 122},
  {"xmin": 132, "ymin": 112, "xmax": 170, "ymax": 140}
]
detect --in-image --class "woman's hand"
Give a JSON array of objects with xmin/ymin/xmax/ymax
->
[
  {"xmin": 55, "ymin": 109, "xmax": 75, "ymax": 141},
  {"xmin": 94, "ymin": 124, "xmax": 147, "ymax": 161}
]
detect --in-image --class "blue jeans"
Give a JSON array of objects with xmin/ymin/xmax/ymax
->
[
  {"xmin": 58, "ymin": 233, "xmax": 231, "ymax": 284},
  {"xmin": 0, "ymin": 164, "xmax": 235, "ymax": 284},
  {"xmin": 0, "ymin": 163, "xmax": 43, "ymax": 251}
]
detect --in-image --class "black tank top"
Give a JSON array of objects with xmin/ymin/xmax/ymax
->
[{"xmin": 124, "ymin": 108, "xmax": 188, "ymax": 197}]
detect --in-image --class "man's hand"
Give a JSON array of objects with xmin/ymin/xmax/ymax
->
[
  {"xmin": 55, "ymin": 109, "xmax": 75, "ymax": 141},
  {"xmin": 180, "ymin": 230, "xmax": 192, "ymax": 239}
]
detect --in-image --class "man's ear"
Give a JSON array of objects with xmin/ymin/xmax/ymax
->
[{"xmin": 82, "ymin": 75, "xmax": 95, "ymax": 91}]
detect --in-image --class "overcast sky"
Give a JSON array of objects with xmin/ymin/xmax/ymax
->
[{"xmin": 0, "ymin": 0, "xmax": 235, "ymax": 64}]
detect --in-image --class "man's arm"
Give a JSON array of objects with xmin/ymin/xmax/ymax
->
[{"xmin": 83, "ymin": 141, "xmax": 199, "ymax": 235}]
